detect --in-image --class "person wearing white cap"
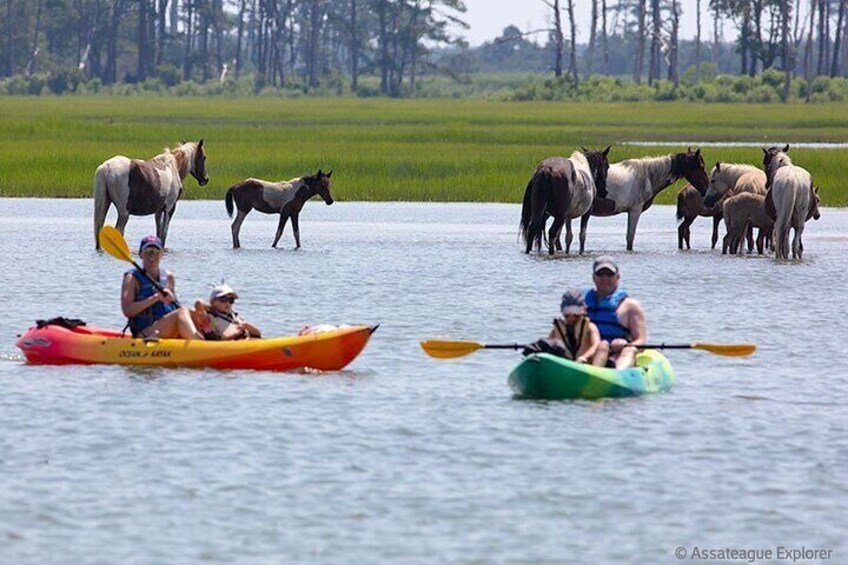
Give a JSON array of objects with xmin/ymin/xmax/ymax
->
[
  {"xmin": 583, "ymin": 256, "xmax": 646, "ymax": 369},
  {"xmin": 192, "ymin": 283, "xmax": 261, "ymax": 340}
]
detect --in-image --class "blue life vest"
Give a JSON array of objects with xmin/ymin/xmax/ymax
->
[
  {"xmin": 583, "ymin": 287, "xmax": 631, "ymax": 341},
  {"xmin": 126, "ymin": 269, "xmax": 176, "ymax": 336}
]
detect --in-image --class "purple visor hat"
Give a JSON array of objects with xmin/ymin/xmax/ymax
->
[{"xmin": 139, "ymin": 235, "xmax": 164, "ymax": 253}]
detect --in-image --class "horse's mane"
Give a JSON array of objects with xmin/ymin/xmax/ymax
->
[
  {"xmin": 570, "ymin": 150, "xmax": 589, "ymax": 169},
  {"xmin": 713, "ymin": 162, "xmax": 761, "ymax": 176}
]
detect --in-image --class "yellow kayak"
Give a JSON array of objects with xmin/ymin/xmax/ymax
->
[{"xmin": 16, "ymin": 321, "xmax": 377, "ymax": 372}]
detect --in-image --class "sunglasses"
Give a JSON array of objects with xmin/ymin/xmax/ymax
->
[
  {"xmin": 215, "ymin": 296, "xmax": 235, "ymax": 304},
  {"xmin": 594, "ymin": 269, "xmax": 616, "ymax": 277},
  {"xmin": 142, "ymin": 247, "xmax": 162, "ymax": 256}
]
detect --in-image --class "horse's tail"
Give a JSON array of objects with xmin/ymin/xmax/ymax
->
[
  {"xmin": 527, "ymin": 171, "xmax": 554, "ymax": 253},
  {"xmin": 519, "ymin": 179, "xmax": 533, "ymax": 247},
  {"xmin": 225, "ymin": 186, "xmax": 235, "ymax": 218},
  {"xmin": 93, "ymin": 164, "xmax": 110, "ymax": 250},
  {"xmin": 676, "ymin": 190, "xmax": 685, "ymax": 221}
]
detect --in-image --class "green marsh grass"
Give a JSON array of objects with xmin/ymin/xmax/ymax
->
[{"xmin": 1, "ymin": 97, "xmax": 846, "ymax": 205}]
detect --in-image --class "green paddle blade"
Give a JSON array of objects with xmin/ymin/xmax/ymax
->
[
  {"xmin": 99, "ymin": 226, "xmax": 133, "ymax": 263},
  {"xmin": 420, "ymin": 339, "xmax": 485, "ymax": 359}
]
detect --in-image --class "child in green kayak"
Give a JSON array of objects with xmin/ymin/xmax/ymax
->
[{"xmin": 524, "ymin": 288, "xmax": 601, "ymax": 364}]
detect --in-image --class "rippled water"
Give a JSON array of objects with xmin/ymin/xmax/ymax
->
[{"xmin": 1, "ymin": 199, "xmax": 846, "ymax": 564}]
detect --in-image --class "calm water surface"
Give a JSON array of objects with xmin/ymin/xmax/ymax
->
[{"xmin": 1, "ymin": 199, "xmax": 846, "ymax": 564}]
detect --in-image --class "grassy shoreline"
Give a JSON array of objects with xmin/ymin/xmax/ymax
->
[{"xmin": 1, "ymin": 97, "xmax": 846, "ymax": 205}]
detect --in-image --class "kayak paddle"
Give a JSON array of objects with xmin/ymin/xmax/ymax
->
[
  {"xmin": 641, "ymin": 342, "xmax": 756, "ymax": 357},
  {"xmin": 420, "ymin": 339, "xmax": 525, "ymax": 359},
  {"xmin": 420, "ymin": 339, "xmax": 756, "ymax": 359},
  {"xmin": 98, "ymin": 226, "xmax": 180, "ymax": 307}
]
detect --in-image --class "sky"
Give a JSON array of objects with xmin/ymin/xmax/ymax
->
[{"xmin": 456, "ymin": 0, "xmax": 724, "ymax": 46}]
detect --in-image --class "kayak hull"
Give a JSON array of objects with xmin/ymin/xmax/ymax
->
[
  {"xmin": 508, "ymin": 350, "xmax": 675, "ymax": 400},
  {"xmin": 15, "ymin": 324, "xmax": 376, "ymax": 372}
]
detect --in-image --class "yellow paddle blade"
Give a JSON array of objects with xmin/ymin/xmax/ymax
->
[
  {"xmin": 691, "ymin": 342, "xmax": 756, "ymax": 357},
  {"xmin": 99, "ymin": 226, "xmax": 133, "ymax": 263},
  {"xmin": 420, "ymin": 339, "xmax": 485, "ymax": 359}
]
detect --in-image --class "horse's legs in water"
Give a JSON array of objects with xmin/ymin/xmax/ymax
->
[
  {"xmin": 547, "ymin": 216, "xmax": 564, "ymax": 255},
  {"xmin": 158, "ymin": 204, "xmax": 177, "ymax": 247},
  {"xmin": 154, "ymin": 211, "xmax": 164, "ymax": 243},
  {"xmin": 678, "ymin": 215, "xmax": 695, "ymax": 250},
  {"xmin": 745, "ymin": 223, "xmax": 755, "ymax": 253},
  {"xmin": 792, "ymin": 222, "xmax": 805, "ymax": 260},
  {"xmin": 93, "ymin": 193, "xmax": 111, "ymax": 250},
  {"xmin": 115, "ymin": 206, "xmax": 130, "ymax": 235},
  {"xmin": 711, "ymin": 214, "xmax": 722, "ymax": 250},
  {"xmin": 578, "ymin": 212, "xmax": 591, "ymax": 254},
  {"xmin": 564, "ymin": 220, "xmax": 574, "ymax": 254},
  {"xmin": 291, "ymin": 213, "xmax": 302, "ymax": 249},
  {"xmin": 230, "ymin": 209, "xmax": 250, "ymax": 249},
  {"xmin": 272, "ymin": 212, "xmax": 290, "ymax": 248},
  {"xmin": 625, "ymin": 209, "xmax": 642, "ymax": 251}
]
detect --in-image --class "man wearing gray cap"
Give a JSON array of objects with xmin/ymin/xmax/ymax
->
[{"xmin": 583, "ymin": 257, "xmax": 646, "ymax": 369}]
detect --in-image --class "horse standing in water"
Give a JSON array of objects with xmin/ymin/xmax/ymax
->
[
  {"xmin": 676, "ymin": 183, "xmax": 722, "ymax": 250},
  {"xmin": 579, "ymin": 148, "xmax": 709, "ymax": 252},
  {"xmin": 225, "ymin": 170, "xmax": 334, "ymax": 249},
  {"xmin": 520, "ymin": 147, "xmax": 610, "ymax": 255},
  {"xmin": 695, "ymin": 162, "xmax": 768, "ymax": 251},
  {"xmin": 93, "ymin": 140, "xmax": 209, "ymax": 250},
  {"xmin": 762, "ymin": 145, "xmax": 821, "ymax": 260}
]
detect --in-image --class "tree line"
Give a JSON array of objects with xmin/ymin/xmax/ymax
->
[{"xmin": 1, "ymin": 0, "xmax": 846, "ymax": 100}]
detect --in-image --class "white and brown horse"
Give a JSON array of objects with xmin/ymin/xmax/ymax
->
[
  {"xmin": 520, "ymin": 147, "xmax": 610, "ymax": 254},
  {"xmin": 579, "ymin": 148, "xmax": 709, "ymax": 252},
  {"xmin": 225, "ymin": 170, "xmax": 334, "ymax": 249},
  {"xmin": 762, "ymin": 146, "xmax": 821, "ymax": 260},
  {"xmin": 93, "ymin": 139, "xmax": 208, "ymax": 249}
]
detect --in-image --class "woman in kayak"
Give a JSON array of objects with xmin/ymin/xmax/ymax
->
[
  {"xmin": 193, "ymin": 283, "xmax": 262, "ymax": 340},
  {"xmin": 584, "ymin": 257, "xmax": 646, "ymax": 369},
  {"xmin": 121, "ymin": 235, "xmax": 205, "ymax": 339}
]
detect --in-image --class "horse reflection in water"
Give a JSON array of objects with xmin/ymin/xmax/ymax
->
[
  {"xmin": 93, "ymin": 139, "xmax": 209, "ymax": 250},
  {"xmin": 225, "ymin": 169, "xmax": 334, "ymax": 249},
  {"xmin": 520, "ymin": 147, "xmax": 610, "ymax": 255}
]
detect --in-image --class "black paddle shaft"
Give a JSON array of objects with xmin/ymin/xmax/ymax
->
[
  {"xmin": 130, "ymin": 259, "xmax": 181, "ymax": 308},
  {"xmin": 484, "ymin": 344, "xmax": 526, "ymax": 350}
]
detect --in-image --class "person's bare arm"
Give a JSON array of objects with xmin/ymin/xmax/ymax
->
[
  {"xmin": 578, "ymin": 322, "xmax": 602, "ymax": 363},
  {"xmin": 623, "ymin": 298, "xmax": 646, "ymax": 346}
]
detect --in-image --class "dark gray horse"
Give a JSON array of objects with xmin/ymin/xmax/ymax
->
[{"xmin": 520, "ymin": 147, "xmax": 610, "ymax": 255}]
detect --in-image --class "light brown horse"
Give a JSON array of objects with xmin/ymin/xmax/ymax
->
[
  {"xmin": 721, "ymin": 192, "xmax": 774, "ymax": 255},
  {"xmin": 93, "ymin": 140, "xmax": 209, "ymax": 250},
  {"xmin": 225, "ymin": 170, "xmax": 334, "ymax": 249}
]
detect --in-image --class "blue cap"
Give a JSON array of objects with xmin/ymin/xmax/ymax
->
[
  {"xmin": 560, "ymin": 288, "xmax": 587, "ymax": 315},
  {"xmin": 139, "ymin": 235, "xmax": 164, "ymax": 253}
]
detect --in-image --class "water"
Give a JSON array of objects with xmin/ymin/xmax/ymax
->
[
  {"xmin": 1, "ymin": 199, "xmax": 846, "ymax": 564},
  {"xmin": 624, "ymin": 141, "xmax": 848, "ymax": 149}
]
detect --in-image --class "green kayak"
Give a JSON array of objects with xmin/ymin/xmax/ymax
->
[{"xmin": 508, "ymin": 349, "xmax": 676, "ymax": 400}]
